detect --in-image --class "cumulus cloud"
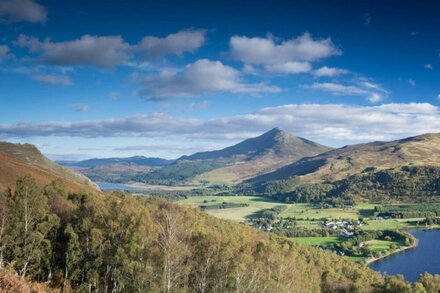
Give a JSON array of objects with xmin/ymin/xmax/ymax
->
[
  {"xmin": 1, "ymin": 103, "xmax": 439, "ymax": 145},
  {"xmin": 15, "ymin": 30, "xmax": 207, "ymax": 68},
  {"xmin": 314, "ymin": 66, "xmax": 349, "ymax": 77},
  {"xmin": 136, "ymin": 29, "xmax": 206, "ymax": 59},
  {"xmin": 31, "ymin": 74, "xmax": 72, "ymax": 85},
  {"xmin": 424, "ymin": 64, "xmax": 433, "ymax": 70},
  {"xmin": 0, "ymin": 0, "xmax": 47, "ymax": 23},
  {"xmin": 230, "ymin": 33, "xmax": 341, "ymax": 64},
  {"xmin": 16, "ymin": 34, "xmax": 130, "ymax": 68},
  {"xmin": 408, "ymin": 79, "xmax": 416, "ymax": 87},
  {"xmin": 229, "ymin": 33, "xmax": 340, "ymax": 76},
  {"xmin": 306, "ymin": 81, "xmax": 389, "ymax": 103},
  {"xmin": 139, "ymin": 59, "xmax": 281, "ymax": 100},
  {"xmin": 70, "ymin": 103, "xmax": 91, "ymax": 112}
]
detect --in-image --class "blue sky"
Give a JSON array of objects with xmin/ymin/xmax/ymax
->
[{"xmin": 0, "ymin": 0, "xmax": 440, "ymax": 160}]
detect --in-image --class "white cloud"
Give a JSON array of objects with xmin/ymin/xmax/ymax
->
[
  {"xmin": 307, "ymin": 81, "xmax": 389, "ymax": 103},
  {"xmin": 70, "ymin": 103, "xmax": 91, "ymax": 112},
  {"xmin": 0, "ymin": 0, "xmax": 47, "ymax": 23},
  {"xmin": 424, "ymin": 64, "xmax": 433, "ymax": 70},
  {"xmin": 1, "ymin": 103, "xmax": 439, "ymax": 146},
  {"xmin": 139, "ymin": 59, "xmax": 281, "ymax": 100},
  {"xmin": 408, "ymin": 79, "xmax": 416, "ymax": 87},
  {"xmin": 15, "ymin": 30, "xmax": 206, "ymax": 68},
  {"xmin": 264, "ymin": 61, "xmax": 312, "ymax": 74},
  {"xmin": 31, "ymin": 74, "xmax": 72, "ymax": 85},
  {"xmin": 136, "ymin": 29, "xmax": 206, "ymax": 59},
  {"xmin": 314, "ymin": 66, "xmax": 349, "ymax": 77},
  {"xmin": 16, "ymin": 34, "xmax": 131, "ymax": 68},
  {"xmin": 229, "ymin": 33, "xmax": 341, "ymax": 65}
]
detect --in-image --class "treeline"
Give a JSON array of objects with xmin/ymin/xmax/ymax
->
[
  {"xmin": 245, "ymin": 166, "xmax": 440, "ymax": 204},
  {"xmin": 375, "ymin": 203, "xmax": 440, "ymax": 219},
  {"xmin": 199, "ymin": 202, "xmax": 248, "ymax": 210}
]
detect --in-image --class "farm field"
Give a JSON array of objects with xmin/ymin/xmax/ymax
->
[
  {"xmin": 178, "ymin": 195, "xmax": 291, "ymax": 222},
  {"xmin": 280, "ymin": 203, "xmax": 376, "ymax": 220}
]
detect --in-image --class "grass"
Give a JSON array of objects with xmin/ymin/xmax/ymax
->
[
  {"xmin": 279, "ymin": 203, "xmax": 377, "ymax": 220},
  {"xmin": 365, "ymin": 239, "xmax": 400, "ymax": 252},
  {"xmin": 362, "ymin": 218, "xmax": 423, "ymax": 231},
  {"xmin": 178, "ymin": 195, "xmax": 290, "ymax": 222}
]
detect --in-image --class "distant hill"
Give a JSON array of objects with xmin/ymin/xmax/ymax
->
[
  {"xmin": 0, "ymin": 141, "xmax": 99, "ymax": 192},
  {"xmin": 135, "ymin": 128, "xmax": 332, "ymax": 185},
  {"xmin": 58, "ymin": 156, "xmax": 174, "ymax": 168},
  {"xmin": 247, "ymin": 133, "xmax": 440, "ymax": 202}
]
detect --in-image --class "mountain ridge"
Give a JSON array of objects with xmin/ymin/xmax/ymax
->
[{"xmin": 135, "ymin": 128, "xmax": 332, "ymax": 185}]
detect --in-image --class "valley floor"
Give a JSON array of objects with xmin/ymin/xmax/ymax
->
[{"xmin": 178, "ymin": 196, "xmax": 438, "ymax": 264}]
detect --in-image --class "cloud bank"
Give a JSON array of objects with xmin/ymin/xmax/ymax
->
[{"xmin": 1, "ymin": 103, "xmax": 439, "ymax": 145}]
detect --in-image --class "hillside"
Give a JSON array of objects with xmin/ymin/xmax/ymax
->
[
  {"xmin": 0, "ymin": 142, "xmax": 99, "ymax": 193},
  {"xmin": 135, "ymin": 128, "xmax": 331, "ymax": 185},
  {"xmin": 1, "ymin": 175, "xmax": 430, "ymax": 292},
  {"xmin": 248, "ymin": 133, "xmax": 440, "ymax": 201}
]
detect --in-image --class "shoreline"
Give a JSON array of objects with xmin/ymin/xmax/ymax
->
[{"xmin": 365, "ymin": 239, "xmax": 418, "ymax": 265}]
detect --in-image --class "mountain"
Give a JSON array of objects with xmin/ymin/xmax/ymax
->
[
  {"xmin": 248, "ymin": 133, "xmax": 440, "ymax": 201},
  {"xmin": 0, "ymin": 141, "xmax": 99, "ymax": 192},
  {"xmin": 58, "ymin": 156, "xmax": 174, "ymax": 168},
  {"xmin": 135, "ymin": 128, "xmax": 332, "ymax": 185},
  {"xmin": 180, "ymin": 127, "xmax": 330, "ymax": 161}
]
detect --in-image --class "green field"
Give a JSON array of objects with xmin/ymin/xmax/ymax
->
[
  {"xmin": 365, "ymin": 239, "xmax": 401, "ymax": 252},
  {"xmin": 279, "ymin": 203, "xmax": 376, "ymax": 220},
  {"xmin": 179, "ymin": 195, "xmax": 290, "ymax": 222}
]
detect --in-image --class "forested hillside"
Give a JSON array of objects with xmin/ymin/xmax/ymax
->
[{"xmin": 3, "ymin": 176, "xmax": 439, "ymax": 292}]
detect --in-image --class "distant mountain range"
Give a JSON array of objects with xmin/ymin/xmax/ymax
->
[
  {"xmin": 58, "ymin": 156, "xmax": 174, "ymax": 168},
  {"xmin": 0, "ymin": 142, "xmax": 99, "ymax": 192}
]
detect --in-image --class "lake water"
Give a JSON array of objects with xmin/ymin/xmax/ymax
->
[
  {"xmin": 369, "ymin": 229, "xmax": 440, "ymax": 282},
  {"xmin": 98, "ymin": 182, "xmax": 148, "ymax": 192}
]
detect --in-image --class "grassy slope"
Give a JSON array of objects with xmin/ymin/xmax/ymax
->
[
  {"xmin": 252, "ymin": 133, "xmax": 440, "ymax": 184},
  {"xmin": 179, "ymin": 195, "xmax": 290, "ymax": 221},
  {"xmin": 0, "ymin": 142, "xmax": 99, "ymax": 193}
]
